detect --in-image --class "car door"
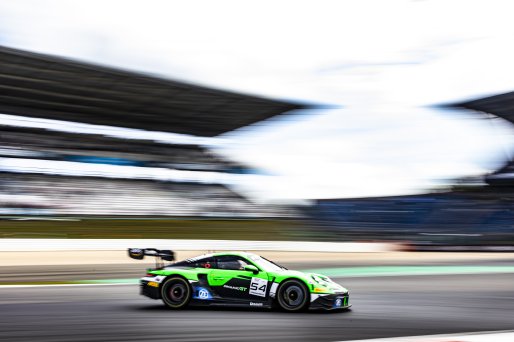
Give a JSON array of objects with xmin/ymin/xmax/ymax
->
[{"xmin": 208, "ymin": 255, "xmax": 269, "ymax": 301}]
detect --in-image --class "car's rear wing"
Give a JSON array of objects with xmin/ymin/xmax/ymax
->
[{"xmin": 128, "ymin": 248, "xmax": 175, "ymax": 267}]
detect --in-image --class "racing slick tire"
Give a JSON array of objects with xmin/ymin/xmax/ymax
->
[
  {"xmin": 276, "ymin": 279, "xmax": 310, "ymax": 312},
  {"xmin": 161, "ymin": 276, "xmax": 192, "ymax": 309}
]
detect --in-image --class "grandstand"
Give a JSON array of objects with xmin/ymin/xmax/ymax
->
[
  {"xmin": 0, "ymin": 46, "xmax": 305, "ymax": 218},
  {"xmin": 312, "ymin": 190, "xmax": 514, "ymax": 245},
  {"xmin": 311, "ymin": 91, "xmax": 514, "ymax": 246},
  {"xmin": 453, "ymin": 91, "xmax": 514, "ymax": 186},
  {"xmin": 1, "ymin": 174, "xmax": 284, "ymax": 217},
  {"xmin": 1, "ymin": 124, "xmax": 240, "ymax": 171}
]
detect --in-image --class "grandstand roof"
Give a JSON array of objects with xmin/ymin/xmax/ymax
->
[
  {"xmin": 0, "ymin": 46, "xmax": 306, "ymax": 136},
  {"xmin": 451, "ymin": 91, "xmax": 514, "ymax": 183},
  {"xmin": 452, "ymin": 91, "xmax": 514, "ymax": 125}
]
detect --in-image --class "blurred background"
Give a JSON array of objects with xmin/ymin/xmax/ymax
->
[
  {"xmin": 0, "ymin": 0, "xmax": 514, "ymax": 248},
  {"xmin": 1, "ymin": 1, "xmax": 514, "ymax": 341}
]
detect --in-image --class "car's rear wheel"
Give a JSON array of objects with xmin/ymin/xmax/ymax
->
[
  {"xmin": 276, "ymin": 279, "xmax": 309, "ymax": 312},
  {"xmin": 161, "ymin": 276, "xmax": 191, "ymax": 309}
]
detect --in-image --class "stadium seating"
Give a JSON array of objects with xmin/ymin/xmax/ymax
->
[{"xmin": 0, "ymin": 173, "xmax": 293, "ymax": 217}]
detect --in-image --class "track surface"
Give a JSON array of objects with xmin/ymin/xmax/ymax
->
[{"xmin": 1, "ymin": 273, "xmax": 513, "ymax": 342}]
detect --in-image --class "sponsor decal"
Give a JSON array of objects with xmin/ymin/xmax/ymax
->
[
  {"xmin": 223, "ymin": 285, "xmax": 247, "ymax": 291},
  {"xmin": 250, "ymin": 302, "xmax": 263, "ymax": 306},
  {"xmin": 147, "ymin": 281, "xmax": 159, "ymax": 288},
  {"xmin": 198, "ymin": 289, "xmax": 210, "ymax": 299},
  {"xmin": 249, "ymin": 277, "xmax": 267, "ymax": 297},
  {"xmin": 193, "ymin": 287, "xmax": 212, "ymax": 300}
]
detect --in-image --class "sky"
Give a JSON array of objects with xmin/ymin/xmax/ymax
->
[{"xmin": 1, "ymin": 0, "xmax": 514, "ymax": 202}]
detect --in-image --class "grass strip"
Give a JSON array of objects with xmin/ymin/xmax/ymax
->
[{"xmin": 0, "ymin": 218, "xmax": 311, "ymax": 240}]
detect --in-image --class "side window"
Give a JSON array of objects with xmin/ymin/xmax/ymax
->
[
  {"xmin": 173, "ymin": 257, "xmax": 216, "ymax": 268},
  {"xmin": 168, "ymin": 255, "xmax": 216, "ymax": 269},
  {"xmin": 190, "ymin": 257, "xmax": 216, "ymax": 269},
  {"xmin": 216, "ymin": 256, "xmax": 250, "ymax": 270}
]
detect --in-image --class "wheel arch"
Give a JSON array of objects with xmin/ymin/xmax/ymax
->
[
  {"xmin": 277, "ymin": 276, "xmax": 311, "ymax": 288},
  {"xmin": 276, "ymin": 277, "xmax": 312, "ymax": 300},
  {"xmin": 159, "ymin": 273, "xmax": 191, "ymax": 290}
]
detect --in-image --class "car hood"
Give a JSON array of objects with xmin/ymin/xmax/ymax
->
[{"xmin": 273, "ymin": 269, "xmax": 348, "ymax": 293}]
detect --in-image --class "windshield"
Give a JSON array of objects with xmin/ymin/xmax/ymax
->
[{"xmin": 249, "ymin": 255, "xmax": 286, "ymax": 272}]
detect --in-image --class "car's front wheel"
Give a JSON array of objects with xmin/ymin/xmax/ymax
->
[
  {"xmin": 161, "ymin": 276, "xmax": 191, "ymax": 309},
  {"xmin": 276, "ymin": 279, "xmax": 309, "ymax": 312}
]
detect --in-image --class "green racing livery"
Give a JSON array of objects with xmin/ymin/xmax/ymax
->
[{"xmin": 129, "ymin": 248, "xmax": 351, "ymax": 311}]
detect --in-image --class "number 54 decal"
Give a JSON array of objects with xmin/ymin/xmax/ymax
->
[{"xmin": 249, "ymin": 277, "xmax": 267, "ymax": 297}]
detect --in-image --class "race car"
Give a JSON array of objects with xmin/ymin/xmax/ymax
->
[{"xmin": 128, "ymin": 248, "xmax": 350, "ymax": 311}]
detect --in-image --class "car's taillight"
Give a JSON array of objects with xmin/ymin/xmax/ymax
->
[{"xmin": 146, "ymin": 273, "xmax": 155, "ymax": 277}]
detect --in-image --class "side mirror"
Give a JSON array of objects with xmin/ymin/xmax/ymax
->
[{"xmin": 244, "ymin": 264, "xmax": 259, "ymax": 274}]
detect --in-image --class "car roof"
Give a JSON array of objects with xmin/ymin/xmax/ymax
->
[
  {"xmin": 185, "ymin": 251, "xmax": 259, "ymax": 261},
  {"xmin": 212, "ymin": 251, "xmax": 258, "ymax": 258}
]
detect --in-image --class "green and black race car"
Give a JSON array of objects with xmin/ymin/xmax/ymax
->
[{"xmin": 128, "ymin": 248, "xmax": 351, "ymax": 311}]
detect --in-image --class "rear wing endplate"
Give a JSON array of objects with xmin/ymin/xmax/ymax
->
[{"xmin": 128, "ymin": 248, "xmax": 175, "ymax": 267}]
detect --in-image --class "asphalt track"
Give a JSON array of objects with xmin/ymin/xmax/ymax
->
[{"xmin": 1, "ymin": 273, "xmax": 513, "ymax": 342}]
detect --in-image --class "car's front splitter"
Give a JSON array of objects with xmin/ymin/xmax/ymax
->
[{"xmin": 310, "ymin": 292, "xmax": 351, "ymax": 310}]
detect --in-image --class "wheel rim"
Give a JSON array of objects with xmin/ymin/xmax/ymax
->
[
  {"xmin": 168, "ymin": 283, "xmax": 187, "ymax": 304},
  {"xmin": 282, "ymin": 285, "xmax": 304, "ymax": 308}
]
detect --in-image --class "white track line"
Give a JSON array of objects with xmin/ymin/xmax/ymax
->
[
  {"xmin": 335, "ymin": 330, "xmax": 514, "ymax": 342},
  {"xmin": 0, "ymin": 283, "xmax": 133, "ymax": 288}
]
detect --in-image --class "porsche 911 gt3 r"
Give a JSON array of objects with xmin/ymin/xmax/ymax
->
[{"xmin": 128, "ymin": 248, "xmax": 350, "ymax": 311}]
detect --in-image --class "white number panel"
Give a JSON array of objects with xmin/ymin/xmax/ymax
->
[{"xmin": 249, "ymin": 277, "xmax": 267, "ymax": 297}]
